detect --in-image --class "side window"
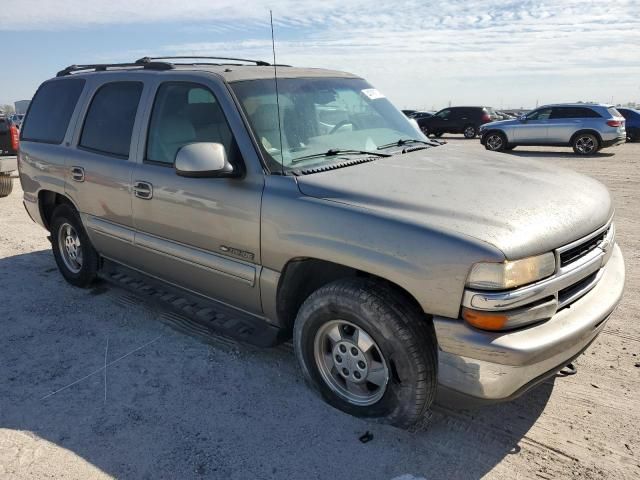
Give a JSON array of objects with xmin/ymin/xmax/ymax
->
[
  {"xmin": 79, "ymin": 82, "xmax": 143, "ymax": 158},
  {"xmin": 0, "ymin": 118, "xmax": 7, "ymax": 133},
  {"xmin": 550, "ymin": 108, "xmax": 569, "ymax": 119},
  {"xmin": 527, "ymin": 108, "xmax": 552, "ymax": 121},
  {"xmin": 21, "ymin": 78, "xmax": 85, "ymax": 144},
  {"xmin": 436, "ymin": 109, "xmax": 451, "ymax": 119},
  {"xmin": 576, "ymin": 107, "xmax": 600, "ymax": 118},
  {"xmin": 146, "ymin": 82, "xmax": 236, "ymax": 165}
]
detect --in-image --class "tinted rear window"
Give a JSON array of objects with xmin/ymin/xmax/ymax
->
[
  {"xmin": 79, "ymin": 82, "xmax": 143, "ymax": 158},
  {"xmin": 21, "ymin": 78, "xmax": 85, "ymax": 144}
]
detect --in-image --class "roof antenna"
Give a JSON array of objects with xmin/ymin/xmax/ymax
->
[{"xmin": 270, "ymin": 10, "xmax": 285, "ymax": 175}]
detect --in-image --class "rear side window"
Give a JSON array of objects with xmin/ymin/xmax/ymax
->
[
  {"xmin": 551, "ymin": 107, "xmax": 601, "ymax": 119},
  {"xmin": 0, "ymin": 118, "xmax": 7, "ymax": 133},
  {"xmin": 21, "ymin": 78, "xmax": 85, "ymax": 144},
  {"xmin": 80, "ymin": 82, "xmax": 143, "ymax": 158}
]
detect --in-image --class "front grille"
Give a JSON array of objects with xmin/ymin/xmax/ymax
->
[
  {"xmin": 560, "ymin": 228, "xmax": 608, "ymax": 267},
  {"xmin": 558, "ymin": 271, "xmax": 598, "ymax": 309}
]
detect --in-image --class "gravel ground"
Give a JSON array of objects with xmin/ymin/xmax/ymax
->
[{"xmin": 1, "ymin": 139, "xmax": 638, "ymax": 480}]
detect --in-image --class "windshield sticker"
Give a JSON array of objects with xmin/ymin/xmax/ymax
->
[{"xmin": 361, "ymin": 88, "xmax": 385, "ymax": 100}]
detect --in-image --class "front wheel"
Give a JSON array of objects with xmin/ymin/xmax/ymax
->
[
  {"xmin": 293, "ymin": 278, "xmax": 438, "ymax": 428},
  {"xmin": 50, "ymin": 204, "xmax": 99, "ymax": 287},
  {"xmin": 572, "ymin": 133, "xmax": 599, "ymax": 155},
  {"xmin": 484, "ymin": 132, "xmax": 507, "ymax": 151}
]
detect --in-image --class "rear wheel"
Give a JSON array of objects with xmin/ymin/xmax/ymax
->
[
  {"xmin": 572, "ymin": 133, "xmax": 599, "ymax": 155},
  {"xmin": 293, "ymin": 278, "xmax": 438, "ymax": 428},
  {"xmin": 50, "ymin": 204, "xmax": 99, "ymax": 287},
  {"xmin": 0, "ymin": 173, "xmax": 13, "ymax": 198},
  {"xmin": 463, "ymin": 125, "xmax": 477, "ymax": 138},
  {"xmin": 420, "ymin": 126, "xmax": 430, "ymax": 136},
  {"xmin": 484, "ymin": 132, "xmax": 507, "ymax": 152}
]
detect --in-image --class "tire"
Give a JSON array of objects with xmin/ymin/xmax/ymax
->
[
  {"xmin": 484, "ymin": 132, "xmax": 507, "ymax": 152},
  {"xmin": 463, "ymin": 125, "xmax": 477, "ymax": 138},
  {"xmin": 420, "ymin": 126, "xmax": 430, "ymax": 136},
  {"xmin": 572, "ymin": 133, "xmax": 599, "ymax": 155},
  {"xmin": 293, "ymin": 278, "xmax": 438, "ymax": 428},
  {"xmin": 50, "ymin": 204, "xmax": 99, "ymax": 287},
  {"xmin": 0, "ymin": 174, "xmax": 13, "ymax": 198}
]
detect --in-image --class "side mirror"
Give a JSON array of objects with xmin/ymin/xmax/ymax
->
[
  {"xmin": 175, "ymin": 143, "xmax": 235, "ymax": 178},
  {"xmin": 518, "ymin": 115, "xmax": 527, "ymax": 122}
]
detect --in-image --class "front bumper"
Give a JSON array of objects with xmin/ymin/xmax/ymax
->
[{"xmin": 434, "ymin": 243, "xmax": 625, "ymax": 405}]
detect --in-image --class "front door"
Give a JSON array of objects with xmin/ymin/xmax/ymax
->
[
  {"xmin": 65, "ymin": 78, "xmax": 147, "ymax": 265},
  {"xmin": 130, "ymin": 79, "xmax": 264, "ymax": 315},
  {"xmin": 512, "ymin": 107, "xmax": 552, "ymax": 143}
]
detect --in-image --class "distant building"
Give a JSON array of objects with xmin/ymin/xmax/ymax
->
[{"xmin": 15, "ymin": 100, "xmax": 30, "ymax": 114}]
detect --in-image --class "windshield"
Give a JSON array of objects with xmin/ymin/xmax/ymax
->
[{"xmin": 231, "ymin": 77, "xmax": 427, "ymax": 172}]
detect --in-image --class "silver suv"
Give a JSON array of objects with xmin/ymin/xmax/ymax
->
[
  {"xmin": 18, "ymin": 58, "xmax": 625, "ymax": 427},
  {"xmin": 480, "ymin": 103, "xmax": 626, "ymax": 155}
]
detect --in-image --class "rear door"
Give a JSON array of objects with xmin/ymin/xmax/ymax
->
[
  {"xmin": 547, "ymin": 107, "xmax": 599, "ymax": 143},
  {"xmin": 128, "ymin": 75, "xmax": 264, "ymax": 315},
  {"xmin": 511, "ymin": 107, "xmax": 551, "ymax": 143},
  {"xmin": 64, "ymin": 77, "xmax": 147, "ymax": 264}
]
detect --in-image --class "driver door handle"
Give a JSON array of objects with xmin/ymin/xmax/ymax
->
[{"xmin": 133, "ymin": 181, "xmax": 153, "ymax": 200}]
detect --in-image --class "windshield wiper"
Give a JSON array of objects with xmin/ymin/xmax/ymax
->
[
  {"xmin": 376, "ymin": 138, "xmax": 435, "ymax": 150},
  {"xmin": 292, "ymin": 148, "xmax": 391, "ymax": 163}
]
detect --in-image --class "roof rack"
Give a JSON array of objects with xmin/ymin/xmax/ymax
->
[
  {"xmin": 136, "ymin": 56, "xmax": 272, "ymax": 67},
  {"xmin": 56, "ymin": 61, "xmax": 173, "ymax": 77},
  {"xmin": 56, "ymin": 55, "xmax": 280, "ymax": 77}
]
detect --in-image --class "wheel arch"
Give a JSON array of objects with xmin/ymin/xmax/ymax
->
[
  {"xmin": 38, "ymin": 190, "xmax": 79, "ymax": 231},
  {"xmin": 481, "ymin": 128, "xmax": 508, "ymax": 144},
  {"xmin": 275, "ymin": 257, "xmax": 427, "ymax": 334},
  {"xmin": 570, "ymin": 129, "xmax": 603, "ymax": 146}
]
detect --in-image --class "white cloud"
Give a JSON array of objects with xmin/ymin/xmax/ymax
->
[{"xmin": 2, "ymin": 0, "xmax": 639, "ymax": 107}]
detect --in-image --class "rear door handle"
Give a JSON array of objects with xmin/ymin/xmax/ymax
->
[
  {"xmin": 133, "ymin": 181, "xmax": 153, "ymax": 200},
  {"xmin": 70, "ymin": 166, "xmax": 85, "ymax": 182}
]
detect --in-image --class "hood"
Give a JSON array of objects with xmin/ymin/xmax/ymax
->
[
  {"xmin": 482, "ymin": 119, "xmax": 517, "ymax": 129},
  {"xmin": 295, "ymin": 144, "xmax": 613, "ymax": 259}
]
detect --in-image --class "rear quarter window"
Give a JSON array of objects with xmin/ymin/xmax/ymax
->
[
  {"xmin": 21, "ymin": 78, "xmax": 85, "ymax": 144},
  {"xmin": 607, "ymin": 107, "xmax": 622, "ymax": 118}
]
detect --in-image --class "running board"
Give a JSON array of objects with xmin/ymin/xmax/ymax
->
[{"xmin": 98, "ymin": 259, "xmax": 286, "ymax": 348}]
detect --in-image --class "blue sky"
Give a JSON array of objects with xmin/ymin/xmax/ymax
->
[{"xmin": 2, "ymin": 0, "xmax": 639, "ymax": 110}]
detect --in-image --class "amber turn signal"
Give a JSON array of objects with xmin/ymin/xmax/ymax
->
[{"xmin": 462, "ymin": 308, "xmax": 508, "ymax": 331}]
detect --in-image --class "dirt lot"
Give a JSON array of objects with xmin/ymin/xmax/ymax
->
[{"xmin": 1, "ymin": 139, "xmax": 638, "ymax": 479}]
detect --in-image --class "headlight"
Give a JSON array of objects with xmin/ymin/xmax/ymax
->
[{"xmin": 466, "ymin": 252, "xmax": 556, "ymax": 290}]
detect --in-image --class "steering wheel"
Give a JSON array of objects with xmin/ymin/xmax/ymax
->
[{"xmin": 329, "ymin": 120, "xmax": 354, "ymax": 135}]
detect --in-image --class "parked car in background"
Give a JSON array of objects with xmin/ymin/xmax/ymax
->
[
  {"xmin": 19, "ymin": 58, "xmax": 625, "ymax": 427},
  {"xmin": 0, "ymin": 116, "xmax": 18, "ymax": 197},
  {"xmin": 416, "ymin": 106, "xmax": 497, "ymax": 138},
  {"xmin": 617, "ymin": 108, "xmax": 640, "ymax": 142},
  {"xmin": 402, "ymin": 109, "xmax": 417, "ymax": 117},
  {"xmin": 480, "ymin": 104, "xmax": 626, "ymax": 155},
  {"xmin": 9, "ymin": 114, "xmax": 24, "ymax": 128},
  {"xmin": 495, "ymin": 111, "xmax": 515, "ymax": 120},
  {"xmin": 409, "ymin": 111, "xmax": 434, "ymax": 120}
]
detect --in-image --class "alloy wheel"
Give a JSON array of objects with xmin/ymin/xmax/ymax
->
[
  {"xmin": 314, "ymin": 319, "xmax": 389, "ymax": 406},
  {"xmin": 575, "ymin": 135, "xmax": 596, "ymax": 154},
  {"xmin": 58, "ymin": 222, "xmax": 83, "ymax": 273},
  {"xmin": 486, "ymin": 134, "xmax": 503, "ymax": 151}
]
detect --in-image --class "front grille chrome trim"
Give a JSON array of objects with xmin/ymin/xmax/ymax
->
[{"xmin": 463, "ymin": 217, "xmax": 614, "ymax": 312}]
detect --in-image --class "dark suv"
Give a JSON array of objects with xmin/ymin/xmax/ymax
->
[
  {"xmin": 416, "ymin": 106, "xmax": 496, "ymax": 138},
  {"xmin": 0, "ymin": 116, "xmax": 19, "ymax": 156}
]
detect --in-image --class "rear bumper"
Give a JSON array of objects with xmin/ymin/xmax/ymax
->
[
  {"xmin": 434, "ymin": 243, "xmax": 625, "ymax": 404},
  {"xmin": 601, "ymin": 136, "xmax": 626, "ymax": 148}
]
